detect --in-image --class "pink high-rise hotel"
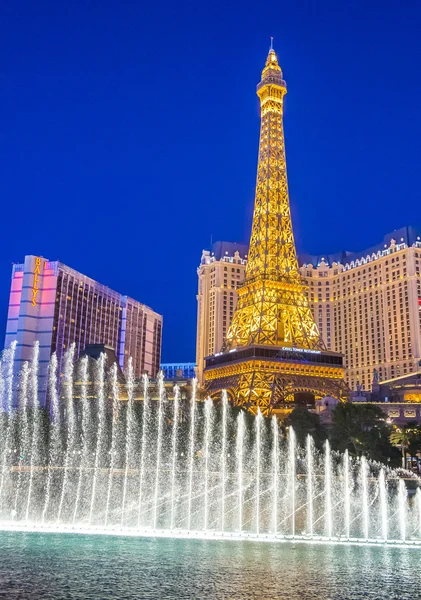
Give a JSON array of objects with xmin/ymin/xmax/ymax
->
[{"xmin": 5, "ymin": 255, "xmax": 162, "ymax": 402}]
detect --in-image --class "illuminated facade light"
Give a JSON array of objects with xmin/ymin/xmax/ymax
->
[{"xmin": 31, "ymin": 257, "xmax": 42, "ymax": 306}]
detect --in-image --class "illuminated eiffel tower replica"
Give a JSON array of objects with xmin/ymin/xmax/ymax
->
[{"xmin": 204, "ymin": 43, "xmax": 346, "ymax": 416}]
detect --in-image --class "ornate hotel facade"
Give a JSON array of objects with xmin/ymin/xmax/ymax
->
[
  {"xmin": 197, "ymin": 227, "xmax": 421, "ymax": 391},
  {"xmin": 196, "ymin": 242, "xmax": 248, "ymax": 383}
]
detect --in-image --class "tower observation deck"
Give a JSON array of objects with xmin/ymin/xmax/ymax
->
[{"xmin": 204, "ymin": 45, "xmax": 347, "ymax": 416}]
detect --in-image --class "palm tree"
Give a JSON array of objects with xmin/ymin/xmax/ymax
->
[
  {"xmin": 284, "ymin": 406, "xmax": 327, "ymax": 448},
  {"xmin": 407, "ymin": 428, "xmax": 421, "ymax": 472},
  {"xmin": 330, "ymin": 403, "xmax": 389, "ymax": 459},
  {"xmin": 390, "ymin": 426, "xmax": 413, "ymax": 468}
]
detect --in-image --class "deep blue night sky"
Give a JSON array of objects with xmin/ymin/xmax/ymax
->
[{"xmin": 1, "ymin": 0, "xmax": 421, "ymax": 361}]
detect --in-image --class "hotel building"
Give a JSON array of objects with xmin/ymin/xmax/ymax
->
[
  {"xmin": 160, "ymin": 362, "xmax": 196, "ymax": 380},
  {"xmin": 197, "ymin": 227, "xmax": 421, "ymax": 390},
  {"xmin": 196, "ymin": 242, "xmax": 248, "ymax": 384},
  {"xmin": 5, "ymin": 255, "xmax": 162, "ymax": 402}
]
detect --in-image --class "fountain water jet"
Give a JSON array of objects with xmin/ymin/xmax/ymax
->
[
  {"xmin": 152, "ymin": 373, "xmax": 165, "ymax": 530},
  {"xmin": 57, "ymin": 345, "xmax": 76, "ymax": 523},
  {"xmin": 0, "ymin": 345, "xmax": 419, "ymax": 547},
  {"xmin": 289, "ymin": 427, "xmax": 296, "ymax": 538},
  {"xmin": 361, "ymin": 456, "xmax": 369, "ymax": 540},
  {"xmin": 187, "ymin": 379, "xmax": 197, "ymax": 531},
  {"xmin": 89, "ymin": 353, "xmax": 106, "ymax": 525},
  {"xmin": 343, "ymin": 450, "xmax": 351, "ymax": 540},
  {"xmin": 306, "ymin": 435, "xmax": 314, "ymax": 538},
  {"xmin": 0, "ymin": 341, "xmax": 16, "ymax": 514},
  {"xmin": 398, "ymin": 479, "xmax": 407, "ymax": 542},
  {"xmin": 325, "ymin": 440, "xmax": 333, "ymax": 539},
  {"xmin": 379, "ymin": 468, "xmax": 388, "ymax": 542},
  {"xmin": 73, "ymin": 356, "xmax": 90, "ymax": 524},
  {"xmin": 105, "ymin": 364, "xmax": 120, "ymax": 527},
  {"xmin": 42, "ymin": 355, "xmax": 61, "ymax": 523},
  {"xmin": 203, "ymin": 398, "xmax": 213, "ymax": 531},
  {"xmin": 25, "ymin": 342, "xmax": 41, "ymax": 521},
  {"xmin": 220, "ymin": 391, "xmax": 228, "ymax": 532},
  {"xmin": 15, "ymin": 362, "xmax": 30, "ymax": 516},
  {"xmin": 272, "ymin": 416, "xmax": 279, "ymax": 535},
  {"xmin": 170, "ymin": 386, "xmax": 180, "ymax": 531},
  {"xmin": 236, "ymin": 412, "xmax": 245, "ymax": 534},
  {"xmin": 255, "ymin": 409, "xmax": 262, "ymax": 535},
  {"xmin": 121, "ymin": 358, "xmax": 135, "ymax": 527},
  {"xmin": 137, "ymin": 373, "xmax": 149, "ymax": 528},
  {"xmin": 417, "ymin": 488, "xmax": 421, "ymax": 539}
]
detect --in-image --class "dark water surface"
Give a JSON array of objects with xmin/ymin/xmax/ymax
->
[{"xmin": 0, "ymin": 531, "xmax": 419, "ymax": 599}]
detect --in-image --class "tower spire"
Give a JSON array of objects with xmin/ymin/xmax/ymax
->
[{"xmin": 226, "ymin": 49, "xmax": 321, "ymax": 350}]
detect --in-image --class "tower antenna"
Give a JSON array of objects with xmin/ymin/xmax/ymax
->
[{"xmin": 270, "ymin": 36, "xmax": 274, "ymax": 50}]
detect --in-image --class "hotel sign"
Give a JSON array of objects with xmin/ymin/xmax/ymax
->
[
  {"xmin": 32, "ymin": 257, "xmax": 42, "ymax": 306},
  {"xmin": 280, "ymin": 347, "xmax": 321, "ymax": 355}
]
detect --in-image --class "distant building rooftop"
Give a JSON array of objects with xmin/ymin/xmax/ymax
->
[
  {"xmin": 204, "ymin": 228, "xmax": 421, "ymax": 269},
  {"xmin": 299, "ymin": 226, "xmax": 421, "ymax": 268},
  {"xmin": 210, "ymin": 241, "xmax": 248, "ymax": 261},
  {"xmin": 161, "ymin": 362, "xmax": 196, "ymax": 379}
]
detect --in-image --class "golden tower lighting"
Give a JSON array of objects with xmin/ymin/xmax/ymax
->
[{"xmin": 204, "ymin": 43, "xmax": 347, "ymax": 416}]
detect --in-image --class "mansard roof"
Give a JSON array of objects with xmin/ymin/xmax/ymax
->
[{"xmin": 298, "ymin": 226, "xmax": 421, "ymax": 268}]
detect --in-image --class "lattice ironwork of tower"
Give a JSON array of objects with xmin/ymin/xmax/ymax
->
[{"xmin": 204, "ymin": 44, "xmax": 347, "ymax": 416}]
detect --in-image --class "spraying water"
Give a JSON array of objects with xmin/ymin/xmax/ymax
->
[
  {"xmin": 137, "ymin": 373, "xmax": 149, "ymax": 528},
  {"xmin": 25, "ymin": 343, "xmax": 41, "ymax": 521},
  {"xmin": 0, "ymin": 342, "xmax": 16, "ymax": 511},
  {"xmin": 272, "ymin": 416, "xmax": 279, "ymax": 535},
  {"xmin": 203, "ymin": 398, "xmax": 213, "ymax": 530},
  {"xmin": 42, "ymin": 354, "xmax": 61, "ymax": 523},
  {"xmin": 14, "ymin": 362, "xmax": 30, "ymax": 516},
  {"xmin": 417, "ymin": 488, "xmax": 421, "ymax": 539},
  {"xmin": 73, "ymin": 356, "xmax": 90, "ymax": 524},
  {"xmin": 379, "ymin": 468, "xmax": 388, "ymax": 542},
  {"xmin": 361, "ymin": 456, "xmax": 369, "ymax": 540},
  {"xmin": 187, "ymin": 379, "xmax": 197, "ymax": 531},
  {"xmin": 220, "ymin": 391, "xmax": 228, "ymax": 532},
  {"xmin": 105, "ymin": 364, "xmax": 120, "ymax": 526},
  {"xmin": 325, "ymin": 440, "xmax": 333, "ymax": 539},
  {"xmin": 121, "ymin": 358, "xmax": 135, "ymax": 527},
  {"xmin": 343, "ymin": 450, "xmax": 351, "ymax": 540},
  {"xmin": 89, "ymin": 353, "xmax": 106, "ymax": 526},
  {"xmin": 306, "ymin": 435, "xmax": 314, "ymax": 537},
  {"xmin": 170, "ymin": 386, "xmax": 180, "ymax": 530},
  {"xmin": 255, "ymin": 409, "xmax": 262, "ymax": 535},
  {"xmin": 57, "ymin": 345, "xmax": 76, "ymax": 523},
  {"xmin": 236, "ymin": 412, "xmax": 245, "ymax": 534},
  {"xmin": 289, "ymin": 427, "xmax": 296, "ymax": 538},
  {"xmin": 152, "ymin": 373, "xmax": 165, "ymax": 530},
  {"xmin": 398, "ymin": 479, "xmax": 407, "ymax": 542},
  {"xmin": 0, "ymin": 345, "xmax": 419, "ymax": 545}
]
